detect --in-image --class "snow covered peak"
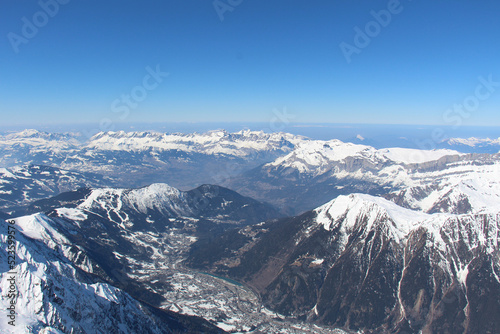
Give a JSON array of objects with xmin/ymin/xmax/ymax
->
[
  {"xmin": 279, "ymin": 140, "xmax": 374, "ymax": 163},
  {"xmin": 9, "ymin": 129, "xmax": 43, "ymax": 137},
  {"xmin": 89, "ymin": 130, "xmax": 163, "ymax": 141},
  {"xmin": 15, "ymin": 213, "xmax": 69, "ymax": 246},
  {"xmin": 266, "ymin": 138, "xmax": 461, "ymax": 175},
  {"xmin": 315, "ymin": 193, "xmax": 432, "ymax": 242},
  {"xmin": 268, "ymin": 140, "xmax": 378, "ymax": 173},
  {"xmin": 78, "ymin": 183, "xmax": 193, "ymax": 222},
  {"xmin": 2, "ymin": 129, "xmax": 76, "ymax": 141},
  {"xmin": 313, "ymin": 188, "xmax": 500, "ymax": 258},
  {"xmin": 387, "ymin": 159, "xmax": 500, "ymax": 215}
]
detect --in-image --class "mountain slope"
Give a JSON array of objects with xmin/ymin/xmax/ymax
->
[
  {"xmin": 0, "ymin": 165, "xmax": 111, "ymax": 212},
  {"xmin": 384, "ymin": 154, "xmax": 500, "ymax": 215},
  {"xmin": 25, "ymin": 183, "xmax": 281, "ymax": 226},
  {"xmin": 187, "ymin": 193, "xmax": 500, "ymax": 333},
  {"xmin": 0, "ymin": 217, "xmax": 224, "ymax": 333},
  {"xmin": 17, "ymin": 183, "xmax": 281, "ymax": 305}
]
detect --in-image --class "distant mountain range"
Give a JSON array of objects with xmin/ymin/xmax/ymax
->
[
  {"xmin": 0, "ymin": 129, "xmax": 303, "ymax": 191},
  {"xmin": 440, "ymin": 137, "xmax": 500, "ymax": 153}
]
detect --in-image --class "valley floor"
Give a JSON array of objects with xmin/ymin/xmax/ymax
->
[{"xmin": 160, "ymin": 265, "xmax": 347, "ymax": 334}]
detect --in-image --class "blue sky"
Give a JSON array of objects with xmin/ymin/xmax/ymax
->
[{"xmin": 1, "ymin": 0, "xmax": 500, "ymax": 128}]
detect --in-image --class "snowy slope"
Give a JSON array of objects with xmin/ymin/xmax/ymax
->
[
  {"xmin": 314, "ymin": 193, "xmax": 499, "ymax": 255},
  {"xmin": 315, "ymin": 193, "xmax": 432, "ymax": 243},
  {"xmin": 0, "ymin": 216, "xmax": 219, "ymax": 333},
  {"xmin": 378, "ymin": 147, "xmax": 462, "ymax": 164},
  {"xmin": 386, "ymin": 156, "xmax": 500, "ymax": 214},
  {"xmin": 0, "ymin": 165, "xmax": 110, "ymax": 212},
  {"xmin": 69, "ymin": 183, "xmax": 280, "ymax": 229},
  {"xmin": 77, "ymin": 183, "xmax": 194, "ymax": 225}
]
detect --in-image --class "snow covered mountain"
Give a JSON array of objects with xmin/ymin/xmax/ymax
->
[
  {"xmin": 26, "ymin": 183, "xmax": 281, "ymax": 226},
  {"xmin": 0, "ymin": 215, "xmax": 224, "ymax": 333},
  {"xmin": 2, "ymin": 128, "xmax": 499, "ymax": 333},
  {"xmin": 86, "ymin": 129, "xmax": 305, "ymax": 157},
  {"xmin": 385, "ymin": 156, "xmax": 500, "ymax": 215},
  {"xmin": 225, "ymin": 140, "xmax": 500, "ymax": 214},
  {"xmin": 75, "ymin": 129, "xmax": 305, "ymax": 189},
  {"xmin": 267, "ymin": 140, "xmax": 462, "ymax": 172},
  {"xmin": 0, "ymin": 182, "xmax": 283, "ymax": 333},
  {"xmin": 20, "ymin": 182, "xmax": 280, "ymax": 295},
  {"xmin": 187, "ymin": 193, "xmax": 500, "ymax": 333}
]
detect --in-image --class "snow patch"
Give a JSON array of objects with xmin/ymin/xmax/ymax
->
[
  {"xmin": 56, "ymin": 208, "xmax": 88, "ymax": 221},
  {"xmin": 379, "ymin": 147, "xmax": 461, "ymax": 164}
]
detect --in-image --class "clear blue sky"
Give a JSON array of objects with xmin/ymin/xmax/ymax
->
[{"xmin": 1, "ymin": 0, "xmax": 499, "ymax": 127}]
